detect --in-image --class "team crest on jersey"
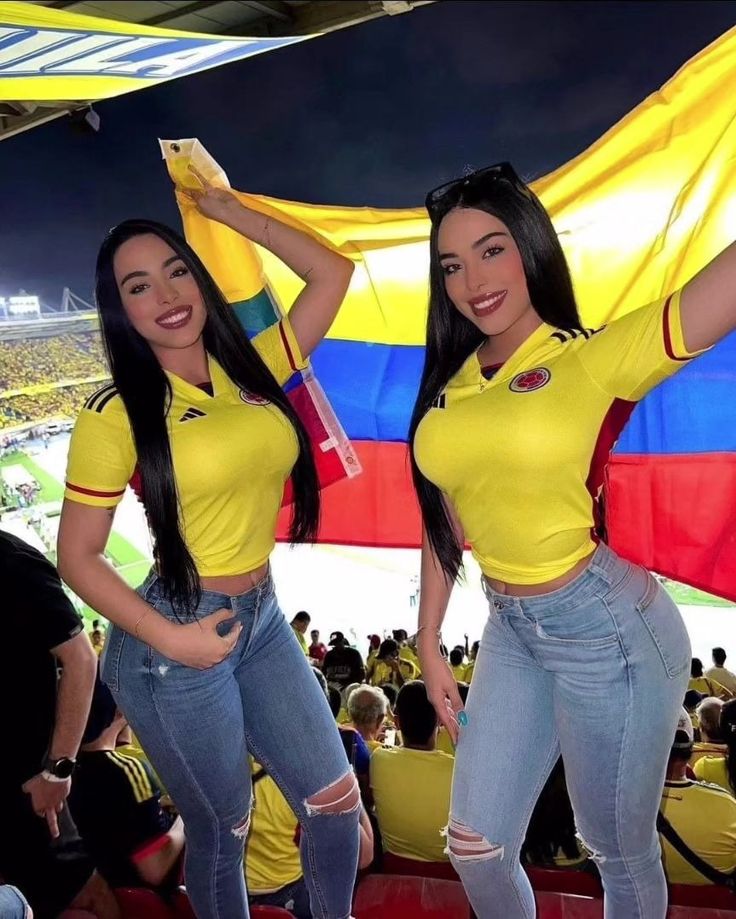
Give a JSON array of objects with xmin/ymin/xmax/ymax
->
[
  {"xmin": 509, "ymin": 368, "xmax": 551, "ymax": 393},
  {"xmin": 239, "ymin": 389, "xmax": 271, "ymax": 406}
]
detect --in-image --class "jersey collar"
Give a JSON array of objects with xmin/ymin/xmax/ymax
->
[
  {"xmin": 455, "ymin": 321, "xmax": 556, "ymax": 389},
  {"xmin": 164, "ymin": 354, "xmax": 231, "ymax": 402}
]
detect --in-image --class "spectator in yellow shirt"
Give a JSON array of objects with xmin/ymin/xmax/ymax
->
[
  {"xmin": 370, "ymin": 681, "xmax": 454, "ymax": 863},
  {"xmin": 449, "ymin": 647, "xmax": 467, "ymax": 681},
  {"xmin": 660, "ymin": 716, "xmax": 736, "ymax": 885},
  {"xmin": 369, "ymin": 639, "xmax": 418, "ymax": 688},
  {"xmin": 707, "ymin": 648, "xmax": 736, "ymax": 696},
  {"xmin": 393, "ymin": 629, "xmax": 422, "ymax": 677},
  {"xmin": 689, "ymin": 658, "xmax": 733, "ymax": 700},
  {"xmin": 89, "ymin": 619, "xmax": 105, "ymax": 656},
  {"xmin": 290, "ymin": 611, "xmax": 311, "ymax": 656},
  {"xmin": 691, "ymin": 697, "xmax": 727, "ymax": 767},
  {"xmin": 694, "ymin": 698, "xmax": 736, "ymax": 795},
  {"xmin": 347, "ymin": 685, "xmax": 388, "ymax": 752}
]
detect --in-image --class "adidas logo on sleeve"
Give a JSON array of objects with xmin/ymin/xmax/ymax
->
[{"xmin": 179, "ymin": 407, "xmax": 207, "ymax": 423}]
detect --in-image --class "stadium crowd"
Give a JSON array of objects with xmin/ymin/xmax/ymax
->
[
  {"xmin": 4, "ymin": 533, "xmax": 736, "ymax": 919},
  {"xmin": 0, "ymin": 332, "xmax": 110, "ymax": 430}
]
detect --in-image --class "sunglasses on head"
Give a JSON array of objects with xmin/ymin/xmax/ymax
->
[{"xmin": 425, "ymin": 162, "xmax": 525, "ymax": 220}]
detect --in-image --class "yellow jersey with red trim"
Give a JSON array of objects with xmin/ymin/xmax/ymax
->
[
  {"xmin": 64, "ymin": 319, "xmax": 306, "ymax": 577},
  {"xmin": 414, "ymin": 290, "xmax": 707, "ymax": 584}
]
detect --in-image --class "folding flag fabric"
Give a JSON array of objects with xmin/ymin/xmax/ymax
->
[
  {"xmin": 0, "ymin": 2, "xmax": 307, "ymax": 103},
  {"xmin": 160, "ymin": 138, "xmax": 361, "ymax": 505},
  {"xmin": 164, "ymin": 23, "xmax": 736, "ymax": 601}
]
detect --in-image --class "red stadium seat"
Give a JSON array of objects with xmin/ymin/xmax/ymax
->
[
  {"xmin": 527, "ymin": 867, "xmax": 602, "ymax": 899},
  {"xmin": 354, "ymin": 874, "xmax": 472, "ymax": 918},
  {"xmin": 114, "ymin": 888, "xmax": 175, "ymax": 919},
  {"xmin": 382, "ymin": 852, "xmax": 460, "ymax": 881},
  {"xmin": 169, "ymin": 890, "xmax": 295, "ymax": 918}
]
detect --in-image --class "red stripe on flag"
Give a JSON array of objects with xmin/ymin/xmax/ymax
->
[
  {"xmin": 277, "ymin": 441, "xmax": 422, "ymax": 548},
  {"xmin": 278, "ymin": 320, "xmax": 299, "ymax": 373},
  {"xmin": 607, "ymin": 453, "xmax": 736, "ymax": 601}
]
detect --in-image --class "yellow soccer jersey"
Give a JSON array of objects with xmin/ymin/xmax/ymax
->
[
  {"xmin": 414, "ymin": 290, "xmax": 707, "ymax": 584},
  {"xmin": 660, "ymin": 779, "xmax": 736, "ymax": 884},
  {"xmin": 245, "ymin": 761, "xmax": 301, "ymax": 893},
  {"xmin": 64, "ymin": 319, "xmax": 306, "ymax": 577},
  {"xmin": 693, "ymin": 756, "xmax": 734, "ymax": 795},
  {"xmin": 370, "ymin": 746, "xmax": 454, "ymax": 862}
]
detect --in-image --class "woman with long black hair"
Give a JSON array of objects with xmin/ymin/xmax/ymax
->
[
  {"xmin": 57, "ymin": 178, "xmax": 360, "ymax": 919},
  {"xmin": 409, "ymin": 162, "xmax": 736, "ymax": 918}
]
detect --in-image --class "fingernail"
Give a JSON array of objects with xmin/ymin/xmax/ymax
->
[{"xmin": 458, "ymin": 711, "xmax": 468, "ymax": 727}]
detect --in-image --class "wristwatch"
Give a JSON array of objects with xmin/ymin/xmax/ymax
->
[{"xmin": 42, "ymin": 756, "xmax": 76, "ymax": 780}]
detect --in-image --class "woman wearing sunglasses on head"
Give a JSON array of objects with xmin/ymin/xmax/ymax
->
[
  {"xmin": 57, "ymin": 173, "xmax": 362, "ymax": 919},
  {"xmin": 409, "ymin": 163, "xmax": 736, "ymax": 918}
]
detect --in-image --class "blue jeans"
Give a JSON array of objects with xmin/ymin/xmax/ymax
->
[
  {"xmin": 101, "ymin": 572, "xmax": 359, "ymax": 919},
  {"xmin": 0, "ymin": 885, "xmax": 31, "ymax": 919},
  {"xmin": 449, "ymin": 543, "xmax": 690, "ymax": 918}
]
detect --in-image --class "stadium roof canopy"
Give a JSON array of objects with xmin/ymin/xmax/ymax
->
[{"xmin": 0, "ymin": 0, "xmax": 434, "ymax": 140}]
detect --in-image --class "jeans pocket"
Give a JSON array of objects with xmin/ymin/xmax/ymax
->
[
  {"xmin": 635, "ymin": 572, "xmax": 691, "ymax": 679},
  {"xmin": 100, "ymin": 624, "xmax": 126, "ymax": 692}
]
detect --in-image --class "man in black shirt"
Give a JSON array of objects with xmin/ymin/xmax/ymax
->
[
  {"xmin": 322, "ymin": 631, "xmax": 366, "ymax": 691},
  {"xmin": 69, "ymin": 676, "xmax": 185, "ymax": 890},
  {"xmin": 0, "ymin": 529, "xmax": 118, "ymax": 918}
]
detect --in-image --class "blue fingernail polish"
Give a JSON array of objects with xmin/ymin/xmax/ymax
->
[{"xmin": 458, "ymin": 711, "xmax": 468, "ymax": 727}]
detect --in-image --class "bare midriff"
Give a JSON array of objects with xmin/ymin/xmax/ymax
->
[
  {"xmin": 485, "ymin": 551, "xmax": 596, "ymax": 597},
  {"xmin": 199, "ymin": 562, "xmax": 270, "ymax": 597}
]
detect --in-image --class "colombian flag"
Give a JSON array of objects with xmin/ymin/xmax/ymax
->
[{"xmin": 163, "ymin": 23, "xmax": 736, "ymax": 602}]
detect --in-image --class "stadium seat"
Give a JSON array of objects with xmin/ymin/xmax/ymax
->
[
  {"xmin": 527, "ymin": 867, "xmax": 602, "ymax": 898},
  {"xmin": 354, "ymin": 874, "xmax": 472, "ymax": 918},
  {"xmin": 170, "ymin": 890, "xmax": 295, "ymax": 918},
  {"xmin": 382, "ymin": 851, "xmax": 459, "ymax": 881},
  {"xmin": 250, "ymin": 909, "xmax": 297, "ymax": 917},
  {"xmin": 669, "ymin": 883, "xmax": 736, "ymax": 912},
  {"xmin": 114, "ymin": 887, "xmax": 175, "ymax": 918}
]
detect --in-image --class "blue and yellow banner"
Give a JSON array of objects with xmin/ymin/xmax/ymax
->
[{"xmin": 0, "ymin": 1, "xmax": 307, "ymax": 102}]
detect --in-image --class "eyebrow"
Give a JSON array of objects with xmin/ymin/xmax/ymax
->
[
  {"xmin": 438, "ymin": 231, "xmax": 507, "ymax": 260},
  {"xmin": 120, "ymin": 254, "xmax": 182, "ymax": 287}
]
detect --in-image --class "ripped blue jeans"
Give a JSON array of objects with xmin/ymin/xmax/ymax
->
[
  {"xmin": 448, "ymin": 543, "xmax": 690, "ymax": 918},
  {"xmin": 101, "ymin": 572, "xmax": 360, "ymax": 919}
]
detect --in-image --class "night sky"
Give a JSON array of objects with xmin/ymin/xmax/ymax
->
[{"xmin": 0, "ymin": 0, "xmax": 734, "ymax": 306}]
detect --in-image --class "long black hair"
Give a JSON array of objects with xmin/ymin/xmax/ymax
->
[
  {"xmin": 95, "ymin": 219, "xmax": 320, "ymax": 616},
  {"xmin": 408, "ymin": 173, "xmax": 583, "ymax": 580},
  {"xmin": 720, "ymin": 699, "xmax": 736, "ymax": 794}
]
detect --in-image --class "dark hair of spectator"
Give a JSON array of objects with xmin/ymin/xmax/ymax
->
[
  {"xmin": 396, "ymin": 680, "xmax": 438, "ymax": 746},
  {"xmin": 95, "ymin": 219, "xmax": 319, "ymax": 617},
  {"xmin": 378, "ymin": 638, "xmax": 399, "ymax": 660},
  {"xmin": 293, "ymin": 611, "xmax": 311, "ymax": 624},
  {"xmin": 408, "ymin": 174, "xmax": 582, "ymax": 580},
  {"xmin": 380, "ymin": 683, "xmax": 398, "ymax": 709},
  {"xmin": 691, "ymin": 657, "xmax": 704, "ymax": 678},
  {"xmin": 449, "ymin": 648, "xmax": 464, "ymax": 667},
  {"xmin": 713, "ymin": 647, "xmax": 727, "ymax": 667}
]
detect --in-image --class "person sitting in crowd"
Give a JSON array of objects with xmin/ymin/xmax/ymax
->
[
  {"xmin": 68, "ymin": 676, "xmax": 185, "ymax": 892},
  {"xmin": 463, "ymin": 640, "xmax": 480, "ymax": 683},
  {"xmin": 348, "ymin": 686, "xmax": 388, "ymax": 752},
  {"xmin": 379, "ymin": 684, "xmax": 398, "ymax": 728},
  {"xmin": 322, "ymin": 632, "xmax": 366, "ymax": 691},
  {"xmin": 693, "ymin": 698, "xmax": 736, "ymax": 794},
  {"xmin": 660, "ymin": 711, "xmax": 736, "ymax": 884},
  {"xmin": 246, "ymin": 673, "xmax": 375, "ymax": 917},
  {"xmin": 290, "ymin": 611, "xmax": 311, "ymax": 656},
  {"xmin": 449, "ymin": 647, "xmax": 467, "ymax": 681},
  {"xmin": 370, "ymin": 681, "xmax": 454, "ymax": 863},
  {"xmin": 326, "ymin": 683, "xmax": 371, "ymax": 805},
  {"xmin": 691, "ymin": 697, "xmax": 727, "ymax": 766},
  {"xmin": 684, "ymin": 689, "xmax": 705, "ymax": 733},
  {"xmin": 365, "ymin": 634, "xmax": 381, "ymax": 681},
  {"xmin": 393, "ymin": 629, "xmax": 422, "ymax": 676},
  {"xmin": 707, "ymin": 647, "xmax": 736, "ymax": 697},
  {"xmin": 308, "ymin": 629, "xmax": 328, "ymax": 663},
  {"xmin": 689, "ymin": 658, "xmax": 733, "ymax": 701},
  {"xmin": 522, "ymin": 757, "xmax": 585, "ymax": 868},
  {"xmin": 369, "ymin": 639, "xmax": 418, "ymax": 688},
  {"xmin": 89, "ymin": 619, "xmax": 105, "ymax": 656}
]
